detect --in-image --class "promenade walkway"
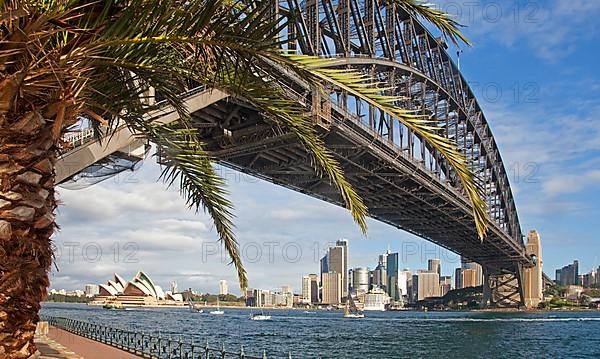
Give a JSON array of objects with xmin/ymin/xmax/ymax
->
[{"xmin": 35, "ymin": 326, "xmax": 140, "ymax": 359}]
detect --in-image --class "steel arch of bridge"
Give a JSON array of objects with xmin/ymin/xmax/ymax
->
[
  {"xmin": 279, "ymin": 0, "xmax": 523, "ymax": 244},
  {"xmin": 189, "ymin": 0, "xmax": 533, "ymax": 305}
]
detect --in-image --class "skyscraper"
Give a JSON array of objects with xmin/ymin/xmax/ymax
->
[
  {"xmin": 321, "ymin": 272, "xmax": 342, "ymax": 305},
  {"xmin": 555, "ymin": 260, "xmax": 579, "ymax": 286},
  {"xmin": 387, "ymin": 253, "xmax": 400, "ymax": 300},
  {"xmin": 335, "ymin": 239, "xmax": 348, "ymax": 297},
  {"xmin": 455, "ymin": 267, "xmax": 463, "ymax": 289},
  {"xmin": 321, "ymin": 240, "xmax": 349, "ymax": 298},
  {"xmin": 302, "ymin": 276, "xmax": 312, "ymax": 304},
  {"xmin": 428, "ymin": 259, "xmax": 441, "ymax": 277},
  {"xmin": 308, "ymin": 274, "xmax": 319, "ymax": 303},
  {"xmin": 398, "ymin": 269, "xmax": 411, "ymax": 297},
  {"xmin": 417, "ymin": 272, "xmax": 441, "ymax": 300},
  {"xmin": 352, "ymin": 267, "xmax": 369, "ymax": 293}
]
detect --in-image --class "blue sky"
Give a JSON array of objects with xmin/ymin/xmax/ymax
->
[{"xmin": 50, "ymin": 0, "xmax": 600, "ymax": 294}]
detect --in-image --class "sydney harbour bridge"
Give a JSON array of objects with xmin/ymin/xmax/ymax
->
[{"xmin": 55, "ymin": 0, "xmax": 544, "ymax": 307}]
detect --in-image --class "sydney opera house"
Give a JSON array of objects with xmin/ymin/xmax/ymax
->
[{"xmin": 92, "ymin": 271, "xmax": 184, "ymax": 307}]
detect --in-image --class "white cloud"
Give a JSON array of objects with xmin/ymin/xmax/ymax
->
[{"xmin": 543, "ymin": 170, "xmax": 600, "ymax": 196}]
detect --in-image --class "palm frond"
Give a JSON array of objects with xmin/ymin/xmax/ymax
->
[
  {"xmin": 391, "ymin": 0, "xmax": 472, "ymax": 47},
  {"xmin": 275, "ymin": 54, "xmax": 488, "ymax": 238},
  {"xmin": 207, "ymin": 67, "xmax": 369, "ymax": 234},
  {"xmin": 129, "ymin": 120, "xmax": 248, "ymax": 291}
]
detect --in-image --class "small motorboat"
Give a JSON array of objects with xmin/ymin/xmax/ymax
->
[{"xmin": 250, "ymin": 310, "xmax": 272, "ymax": 321}]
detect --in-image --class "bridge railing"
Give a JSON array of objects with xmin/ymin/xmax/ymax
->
[
  {"xmin": 60, "ymin": 85, "xmax": 208, "ymax": 154},
  {"xmin": 42, "ymin": 315, "xmax": 274, "ymax": 359}
]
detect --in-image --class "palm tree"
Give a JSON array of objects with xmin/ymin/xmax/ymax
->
[{"xmin": 0, "ymin": 0, "xmax": 479, "ymax": 356}]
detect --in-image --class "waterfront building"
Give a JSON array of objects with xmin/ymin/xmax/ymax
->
[
  {"xmin": 363, "ymin": 287, "xmax": 391, "ymax": 311},
  {"xmin": 219, "ymin": 280, "xmax": 228, "ymax": 295},
  {"xmin": 428, "ymin": 259, "xmax": 441, "ymax": 277},
  {"xmin": 352, "ymin": 267, "xmax": 369, "ymax": 294},
  {"xmin": 417, "ymin": 272, "xmax": 441, "ymax": 301},
  {"xmin": 555, "ymin": 260, "xmax": 580, "ymax": 286},
  {"xmin": 322, "ymin": 272, "xmax": 342, "ymax": 305},
  {"xmin": 94, "ymin": 271, "xmax": 184, "ymax": 307},
  {"xmin": 84, "ymin": 284, "xmax": 99, "ymax": 297}
]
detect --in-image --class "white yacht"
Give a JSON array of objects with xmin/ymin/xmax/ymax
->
[{"xmin": 210, "ymin": 300, "xmax": 224, "ymax": 315}]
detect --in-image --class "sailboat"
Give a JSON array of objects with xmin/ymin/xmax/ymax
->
[
  {"xmin": 210, "ymin": 299, "xmax": 224, "ymax": 315},
  {"xmin": 187, "ymin": 298, "xmax": 203, "ymax": 313},
  {"xmin": 343, "ymin": 295, "xmax": 365, "ymax": 319}
]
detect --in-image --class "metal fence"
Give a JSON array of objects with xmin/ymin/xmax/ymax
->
[{"xmin": 42, "ymin": 315, "xmax": 278, "ymax": 359}]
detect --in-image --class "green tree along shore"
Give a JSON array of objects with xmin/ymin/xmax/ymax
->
[{"xmin": 44, "ymin": 294, "xmax": 92, "ymax": 304}]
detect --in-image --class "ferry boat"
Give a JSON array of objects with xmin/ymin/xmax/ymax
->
[{"xmin": 103, "ymin": 301, "xmax": 124, "ymax": 310}]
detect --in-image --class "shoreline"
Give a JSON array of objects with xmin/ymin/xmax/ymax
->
[{"xmin": 44, "ymin": 301, "xmax": 598, "ymax": 313}]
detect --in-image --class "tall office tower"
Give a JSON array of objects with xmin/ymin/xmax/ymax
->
[
  {"xmin": 335, "ymin": 239, "xmax": 349, "ymax": 297},
  {"xmin": 170, "ymin": 281, "xmax": 178, "ymax": 294},
  {"xmin": 461, "ymin": 258, "xmax": 483, "ymax": 287},
  {"xmin": 417, "ymin": 272, "xmax": 441, "ymax": 301},
  {"xmin": 372, "ymin": 266, "xmax": 384, "ymax": 289},
  {"xmin": 398, "ymin": 270, "xmax": 411, "ymax": 297},
  {"xmin": 352, "ymin": 267, "xmax": 370, "ymax": 293},
  {"xmin": 308, "ymin": 274, "xmax": 319, "ymax": 303},
  {"xmin": 320, "ymin": 254, "xmax": 329, "ymax": 283},
  {"xmin": 219, "ymin": 280, "xmax": 228, "ymax": 295},
  {"xmin": 455, "ymin": 267, "xmax": 463, "ymax": 289},
  {"xmin": 386, "ymin": 252, "xmax": 400, "ymax": 300},
  {"xmin": 302, "ymin": 276, "xmax": 311, "ymax": 303},
  {"xmin": 428, "ymin": 259, "xmax": 441, "ymax": 277},
  {"xmin": 378, "ymin": 249, "xmax": 389, "ymax": 274},
  {"xmin": 321, "ymin": 272, "xmax": 342, "ymax": 305}
]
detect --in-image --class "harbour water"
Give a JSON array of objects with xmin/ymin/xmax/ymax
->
[{"xmin": 41, "ymin": 303, "xmax": 600, "ymax": 358}]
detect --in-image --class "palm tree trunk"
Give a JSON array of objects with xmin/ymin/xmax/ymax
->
[{"xmin": 0, "ymin": 110, "xmax": 57, "ymax": 358}]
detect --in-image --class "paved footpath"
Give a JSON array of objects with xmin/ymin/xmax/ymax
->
[{"xmin": 34, "ymin": 326, "xmax": 140, "ymax": 359}]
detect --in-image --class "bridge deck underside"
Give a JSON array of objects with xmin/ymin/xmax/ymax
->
[{"xmin": 194, "ymin": 100, "xmax": 527, "ymax": 272}]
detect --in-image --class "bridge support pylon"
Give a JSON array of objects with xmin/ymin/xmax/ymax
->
[
  {"xmin": 522, "ymin": 230, "xmax": 543, "ymax": 308},
  {"xmin": 480, "ymin": 230, "xmax": 543, "ymax": 309}
]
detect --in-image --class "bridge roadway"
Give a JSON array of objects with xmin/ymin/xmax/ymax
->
[{"xmin": 55, "ymin": 1, "xmax": 542, "ymax": 306}]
